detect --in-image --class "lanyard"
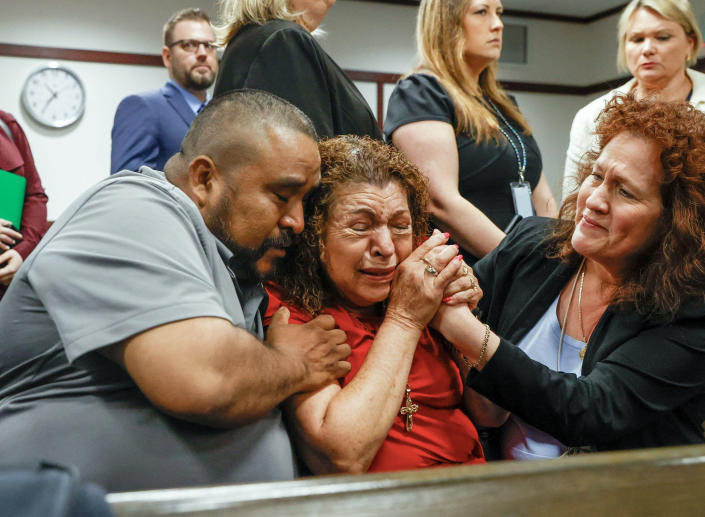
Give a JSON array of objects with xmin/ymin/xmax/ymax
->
[{"xmin": 486, "ymin": 97, "xmax": 527, "ymax": 183}]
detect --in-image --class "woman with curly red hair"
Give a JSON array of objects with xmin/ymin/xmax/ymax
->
[{"xmin": 434, "ymin": 95, "xmax": 705, "ymax": 459}]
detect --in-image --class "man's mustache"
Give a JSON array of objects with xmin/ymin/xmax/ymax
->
[{"xmin": 262, "ymin": 230, "xmax": 294, "ymax": 250}]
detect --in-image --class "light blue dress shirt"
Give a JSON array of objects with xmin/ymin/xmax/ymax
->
[{"xmin": 168, "ymin": 79, "xmax": 209, "ymax": 114}]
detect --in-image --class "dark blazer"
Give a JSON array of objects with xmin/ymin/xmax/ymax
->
[
  {"xmin": 214, "ymin": 20, "xmax": 381, "ymax": 140},
  {"xmin": 468, "ymin": 217, "xmax": 705, "ymax": 452},
  {"xmin": 110, "ymin": 82, "xmax": 194, "ymax": 174}
]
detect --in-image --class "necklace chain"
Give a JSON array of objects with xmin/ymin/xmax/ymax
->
[
  {"xmin": 577, "ymin": 268, "xmax": 588, "ymax": 343},
  {"xmin": 557, "ymin": 258, "xmax": 588, "ymax": 371},
  {"xmin": 485, "ymin": 97, "xmax": 527, "ymax": 182}
]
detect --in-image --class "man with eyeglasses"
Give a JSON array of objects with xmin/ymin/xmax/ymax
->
[{"xmin": 110, "ymin": 8, "xmax": 219, "ymax": 174}]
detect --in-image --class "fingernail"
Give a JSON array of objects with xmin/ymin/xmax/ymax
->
[
  {"xmin": 442, "ymin": 297, "xmax": 452, "ymax": 303},
  {"xmin": 453, "ymin": 244, "xmax": 459, "ymax": 250},
  {"xmin": 456, "ymin": 255, "xmax": 463, "ymax": 261},
  {"xmin": 443, "ymin": 232, "xmax": 450, "ymax": 239}
]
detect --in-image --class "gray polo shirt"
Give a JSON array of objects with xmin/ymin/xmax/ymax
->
[{"xmin": 0, "ymin": 168, "xmax": 296, "ymax": 491}]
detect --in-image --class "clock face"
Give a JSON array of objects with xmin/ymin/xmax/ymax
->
[{"xmin": 21, "ymin": 65, "xmax": 85, "ymax": 128}]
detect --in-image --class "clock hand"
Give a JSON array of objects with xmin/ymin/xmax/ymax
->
[
  {"xmin": 41, "ymin": 96, "xmax": 56, "ymax": 114},
  {"xmin": 55, "ymin": 79, "xmax": 77, "ymax": 93}
]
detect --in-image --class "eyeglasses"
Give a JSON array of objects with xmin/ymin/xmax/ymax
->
[{"xmin": 168, "ymin": 39, "xmax": 217, "ymax": 54}]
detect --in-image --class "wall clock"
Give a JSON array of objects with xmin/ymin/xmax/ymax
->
[{"xmin": 21, "ymin": 64, "xmax": 86, "ymax": 128}]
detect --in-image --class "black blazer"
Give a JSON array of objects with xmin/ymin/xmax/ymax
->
[
  {"xmin": 469, "ymin": 217, "xmax": 705, "ymax": 451},
  {"xmin": 214, "ymin": 20, "xmax": 381, "ymax": 140}
]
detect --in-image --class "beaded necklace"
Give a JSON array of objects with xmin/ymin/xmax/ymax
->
[{"xmin": 485, "ymin": 97, "xmax": 527, "ymax": 183}]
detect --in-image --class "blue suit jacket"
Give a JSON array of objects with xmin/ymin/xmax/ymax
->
[{"xmin": 110, "ymin": 82, "xmax": 195, "ymax": 174}]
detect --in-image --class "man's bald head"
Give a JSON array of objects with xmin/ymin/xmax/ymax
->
[{"xmin": 166, "ymin": 89, "xmax": 317, "ymax": 181}]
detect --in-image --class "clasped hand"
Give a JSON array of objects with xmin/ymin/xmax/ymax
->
[
  {"xmin": 0, "ymin": 219, "xmax": 22, "ymax": 252},
  {"xmin": 386, "ymin": 230, "xmax": 481, "ymax": 330},
  {"xmin": 265, "ymin": 307, "xmax": 352, "ymax": 393},
  {"xmin": 0, "ymin": 220, "xmax": 23, "ymax": 286}
]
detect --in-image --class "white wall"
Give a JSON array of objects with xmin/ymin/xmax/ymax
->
[
  {"xmin": 0, "ymin": 57, "xmax": 168, "ymax": 219},
  {"xmin": 2, "ymin": 0, "xmax": 633, "ymax": 218},
  {"xmin": 321, "ymin": 2, "xmax": 617, "ymax": 200},
  {"xmin": 512, "ymin": 92, "xmax": 596, "ymax": 196},
  {"xmin": 1, "ymin": 0, "xmax": 213, "ymax": 52},
  {"xmin": 1, "ymin": 0, "xmax": 215, "ymax": 219},
  {"xmin": 324, "ymin": 2, "xmax": 622, "ymax": 84}
]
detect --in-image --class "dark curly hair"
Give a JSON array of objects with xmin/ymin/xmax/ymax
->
[
  {"xmin": 548, "ymin": 94, "xmax": 705, "ymax": 318},
  {"xmin": 274, "ymin": 135, "xmax": 430, "ymax": 316}
]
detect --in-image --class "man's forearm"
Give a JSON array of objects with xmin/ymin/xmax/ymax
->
[
  {"xmin": 108, "ymin": 317, "xmax": 308, "ymax": 428},
  {"xmin": 193, "ymin": 325, "xmax": 310, "ymax": 427}
]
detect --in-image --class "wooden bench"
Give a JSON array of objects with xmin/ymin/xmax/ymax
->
[{"xmin": 108, "ymin": 444, "xmax": 705, "ymax": 516}]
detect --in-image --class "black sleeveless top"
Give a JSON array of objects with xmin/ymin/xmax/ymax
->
[
  {"xmin": 215, "ymin": 20, "xmax": 381, "ymax": 140},
  {"xmin": 384, "ymin": 74, "xmax": 542, "ymax": 262}
]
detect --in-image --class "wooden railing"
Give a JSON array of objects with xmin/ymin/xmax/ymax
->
[{"xmin": 108, "ymin": 443, "xmax": 705, "ymax": 516}]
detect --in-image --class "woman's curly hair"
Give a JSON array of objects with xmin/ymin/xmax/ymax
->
[
  {"xmin": 274, "ymin": 135, "xmax": 430, "ymax": 316},
  {"xmin": 548, "ymin": 94, "xmax": 705, "ymax": 319}
]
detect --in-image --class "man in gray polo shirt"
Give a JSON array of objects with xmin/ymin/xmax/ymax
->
[{"xmin": 0, "ymin": 90, "xmax": 351, "ymax": 491}]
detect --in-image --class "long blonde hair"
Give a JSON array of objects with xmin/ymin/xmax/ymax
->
[
  {"xmin": 415, "ymin": 0, "xmax": 531, "ymax": 142},
  {"xmin": 214, "ymin": 0, "xmax": 300, "ymax": 46},
  {"xmin": 617, "ymin": 0, "xmax": 703, "ymax": 71}
]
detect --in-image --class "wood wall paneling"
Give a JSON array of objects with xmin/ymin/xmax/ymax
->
[
  {"xmin": 0, "ymin": 43, "xmax": 162, "ymax": 66},
  {"xmin": 3, "ymin": 43, "xmax": 704, "ymax": 123}
]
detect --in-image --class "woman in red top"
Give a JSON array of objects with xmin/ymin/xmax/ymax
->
[{"xmin": 265, "ymin": 136, "xmax": 487, "ymax": 474}]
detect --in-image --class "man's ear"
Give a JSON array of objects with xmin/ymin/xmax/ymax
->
[
  {"xmin": 161, "ymin": 46, "xmax": 171, "ymax": 70},
  {"xmin": 187, "ymin": 155, "xmax": 219, "ymax": 208}
]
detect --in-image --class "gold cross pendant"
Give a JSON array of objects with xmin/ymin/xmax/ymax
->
[{"xmin": 400, "ymin": 387, "xmax": 419, "ymax": 432}]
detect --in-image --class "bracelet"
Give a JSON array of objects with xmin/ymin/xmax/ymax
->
[{"xmin": 461, "ymin": 323, "xmax": 490, "ymax": 370}]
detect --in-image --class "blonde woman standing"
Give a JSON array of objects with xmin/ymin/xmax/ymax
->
[
  {"xmin": 385, "ymin": 0, "xmax": 557, "ymax": 264},
  {"xmin": 213, "ymin": 0, "xmax": 381, "ymax": 140},
  {"xmin": 563, "ymin": 0, "xmax": 705, "ymax": 197}
]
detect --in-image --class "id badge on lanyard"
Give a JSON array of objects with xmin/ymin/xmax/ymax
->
[
  {"xmin": 510, "ymin": 180, "xmax": 535, "ymax": 218},
  {"xmin": 486, "ymin": 96, "xmax": 535, "ymax": 218}
]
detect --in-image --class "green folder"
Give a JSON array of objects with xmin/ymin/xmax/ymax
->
[{"xmin": 0, "ymin": 169, "xmax": 26, "ymax": 229}]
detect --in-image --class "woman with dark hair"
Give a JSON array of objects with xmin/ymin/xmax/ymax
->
[
  {"xmin": 435, "ymin": 95, "xmax": 705, "ymax": 459},
  {"xmin": 265, "ymin": 136, "xmax": 487, "ymax": 474},
  {"xmin": 385, "ymin": 0, "xmax": 556, "ymax": 264}
]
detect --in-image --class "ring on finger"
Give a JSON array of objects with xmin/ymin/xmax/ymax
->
[
  {"xmin": 421, "ymin": 257, "xmax": 438, "ymax": 276},
  {"xmin": 462, "ymin": 265, "xmax": 477, "ymax": 288}
]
